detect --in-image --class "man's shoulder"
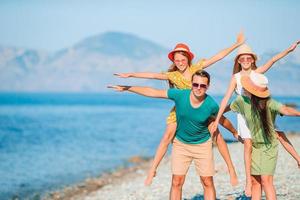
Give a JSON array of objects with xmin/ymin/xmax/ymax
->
[
  {"xmin": 205, "ymin": 95, "xmax": 218, "ymax": 105},
  {"xmin": 169, "ymin": 88, "xmax": 190, "ymax": 93},
  {"xmin": 168, "ymin": 89, "xmax": 190, "ymax": 99}
]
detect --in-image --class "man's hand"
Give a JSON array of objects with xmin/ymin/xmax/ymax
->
[
  {"xmin": 107, "ymin": 85, "xmax": 131, "ymax": 92},
  {"xmin": 233, "ymin": 132, "xmax": 244, "ymax": 144}
]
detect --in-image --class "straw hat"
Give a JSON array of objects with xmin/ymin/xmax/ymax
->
[
  {"xmin": 168, "ymin": 43, "xmax": 194, "ymax": 61},
  {"xmin": 235, "ymin": 44, "xmax": 258, "ymax": 62},
  {"xmin": 241, "ymin": 72, "xmax": 270, "ymax": 98}
]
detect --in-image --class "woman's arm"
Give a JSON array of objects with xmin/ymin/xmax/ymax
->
[
  {"xmin": 210, "ymin": 77, "xmax": 237, "ymax": 133},
  {"xmin": 114, "ymin": 72, "xmax": 168, "ymax": 80},
  {"xmin": 276, "ymin": 131, "xmax": 300, "ymax": 168},
  {"xmin": 279, "ymin": 105, "xmax": 300, "ymax": 116},
  {"xmin": 107, "ymin": 85, "xmax": 168, "ymax": 98},
  {"xmin": 202, "ymin": 32, "xmax": 245, "ymax": 69},
  {"xmin": 256, "ymin": 40, "xmax": 300, "ymax": 74}
]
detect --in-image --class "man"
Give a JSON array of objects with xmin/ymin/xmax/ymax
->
[{"xmin": 108, "ymin": 70, "xmax": 239, "ymax": 200}]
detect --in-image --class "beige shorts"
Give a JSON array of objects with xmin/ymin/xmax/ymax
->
[{"xmin": 171, "ymin": 138, "xmax": 215, "ymax": 176}]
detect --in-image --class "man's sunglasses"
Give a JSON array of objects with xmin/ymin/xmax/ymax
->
[{"xmin": 192, "ymin": 83, "xmax": 208, "ymax": 89}]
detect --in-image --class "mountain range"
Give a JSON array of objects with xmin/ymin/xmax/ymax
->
[{"xmin": 0, "ymin": 31, "xmax": 299, "ymax": 95}]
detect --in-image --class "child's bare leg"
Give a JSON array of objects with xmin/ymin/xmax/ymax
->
[
  {"xmin": 144, "ymin": 123, "xmax": 177, "ymax": 186},
  {"xmin": 244, "ymin": 138, "xmax": 252, "ymax": 197},
  {"xmin": 276, "ymin": 131, "xmax": 300, "ymax": 168},
  {"xmin": 208, "ymin": 123, "xmax": 238, "ymax": 186}
]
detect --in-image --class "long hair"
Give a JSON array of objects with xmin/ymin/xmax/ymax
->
[
  {"xmin": 232, "ymin": 54, "xmax": 258, "ymax": 75},
  {"xmin": 167, "ymin": 51, "xmax": 192, "ymax": 88},
  {"xmin": 250, "ymin": 95, "xmax": 273, "ymax": 143}
]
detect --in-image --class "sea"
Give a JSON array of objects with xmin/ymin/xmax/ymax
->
[{"xmin": 0, "ymin": 92, "xmax": 299, "ymax": 199}]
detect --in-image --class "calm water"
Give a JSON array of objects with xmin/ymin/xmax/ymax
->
[{"xmin": 0, "ymin": 93, "xmax": 299, "ymax": 199}]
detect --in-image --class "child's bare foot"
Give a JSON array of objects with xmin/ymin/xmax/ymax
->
[
  {"xmin": 229, "ymin": 170, "xmax": 239, "ymax": 186},
  {"xmin": 244, "ymin": 181, "xmax": 252, "ymax": 197},
  {"xmin": 144, "ymin": 170, "xmax": 156, "ymax": 186}
]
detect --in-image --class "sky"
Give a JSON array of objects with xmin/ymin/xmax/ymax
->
[{"xmin": 0, "ymin": 0, "xmax": 299, "ymax": 57}]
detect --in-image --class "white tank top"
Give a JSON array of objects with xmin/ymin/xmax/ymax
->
[
  {"xmin": 234, "ymin": 71, "xmax": 255, "ymax": 95},
  {"xmin": 234, "ymin": 71, "xmax": 253, "ymax": 139}
]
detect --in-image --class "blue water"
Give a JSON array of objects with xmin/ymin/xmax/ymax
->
[{"xmin": 0, "ymin": 93, "xmax": 299, "ymax": 199}]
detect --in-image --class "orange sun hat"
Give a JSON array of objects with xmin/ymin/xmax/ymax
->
[
  {"xmin": 168, "ymin": 43, "xmax": 194, "ymax": 62},
  {"xmin": 241, "ymin": 72, "xmax": 270, "ymax": 98}
]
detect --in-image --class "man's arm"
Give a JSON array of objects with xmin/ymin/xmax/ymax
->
[
  {"xmin": 219, "ymin": 115, "xmax": 244, "ymax": 143},
  {"xmin": 107, "ymin": 85, "xmax": 168, "ymax": 98}
]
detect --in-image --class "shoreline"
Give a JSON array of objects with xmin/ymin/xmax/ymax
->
[
  {"xmin": 43, "ymin": 133, "xmax": 300, "ymax": 200},
  {"xmin": 43, "ymin": 156, "xmax": 154, "ymax": 200}
]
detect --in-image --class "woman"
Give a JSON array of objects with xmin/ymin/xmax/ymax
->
[
  {"xmin": 211, "ymin": 41, "xmax": 300, "ymax": 196},
  {"xmin": 229, "ymin": 72, "xmax": 300, "ymax": 200}
]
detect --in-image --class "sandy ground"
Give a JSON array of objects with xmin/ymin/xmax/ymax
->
[{"xmin": 44, "ymin": 134, "xmax": 300, "ymax": 200}]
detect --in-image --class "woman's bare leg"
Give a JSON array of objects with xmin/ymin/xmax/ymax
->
[
  {"xmin": 261, "ymin": 175, "xmax": 276, "ymax": 200},
  {"xmin": 208, "ymin": 123, "xmax": 238, "ymax": 186},
  {"xmin": 144, "ymin": 123, "xmax": 177, "ymax": 186},
  {"xmin": 251, "ymin": 175, "xmax": 262, "ymax": 200},
  {"xmin": 244, "ymin": 139, "xmax": 252, "ymax": 197}
]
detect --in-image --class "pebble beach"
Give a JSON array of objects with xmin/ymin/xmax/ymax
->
[{"xmin": 45, "ymin": 134, "xmax": 300, "ymax": 200}]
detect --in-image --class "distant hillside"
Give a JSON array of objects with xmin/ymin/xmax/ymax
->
[{"xmin": 0, "ymin": 32, "xmax": 299, "ymax": 95}]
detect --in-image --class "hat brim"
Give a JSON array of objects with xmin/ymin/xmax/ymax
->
[
  {"xmin": 241, "ymin": 76, "xmax": 270, "ymax": 98},
  {"xmin": 168, "ymin": 50, "xmax": 194, "ymax": 61},
  {"xmin": 235, "ymin": 53, "xmax": 258, "ymax": 62}
]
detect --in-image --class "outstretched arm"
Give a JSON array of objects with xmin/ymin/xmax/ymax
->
[
  {"xmin": 108, "ymin": 85, "xmax": 168, "ymax": 98},
  {"xmin": 114, "ymin": 72, "xmax": 168, "ymax": 80},
  {"xmin": 202, "ymin": 32, "xmax": 245, "ymax": 69},
  {"xmin": 256, "ymin": 40, "xmax": 300, "ymax": 74},
  {"xmin": 211, "ymin": 77, "xmax": 237, "ymax": 133},
  {"xmin": 279, "ymin": 105, "xmax": 300, "ymax": 116},
  {"xmin": 276, "ymin": 131, "xmax": 300, "ymax": 168}
]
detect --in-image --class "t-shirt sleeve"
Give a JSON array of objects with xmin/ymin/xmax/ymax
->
[
  {"xmin": 163, "ymin": 71, "xmax": 177, "ymax": 84},
  {"xmin": 167, "ymin": 89, "xmax": 181, "ymax": 101},
  {"xmin": 211, "ymin": 101, "xmax": 219, "ymax": 116},
  {"xmin": 190, "ymin": 59, "xmax": 206, "ymax": 74},
  {"xmin": 230, "ymin": 96, "xmax": 242, "ymax": 114},
  {"xmin": 268, "ymin": 99, "xmax": 283, "ymax": 114}
]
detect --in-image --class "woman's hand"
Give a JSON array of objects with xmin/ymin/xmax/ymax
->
[
  {"xmin": 210, "ymin": 121, "xmax": 219, "ymax": 134},
  {"xmin": 114, "ymin": 73, "xmax": 132, "ymax": 78},
  {"xmin": 236, "ymin": 31, "xmax": 245, "ymax": 46},
  {"xmin": 287, "ymin": 40, "xmax": 300, "ymax": 53}
]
